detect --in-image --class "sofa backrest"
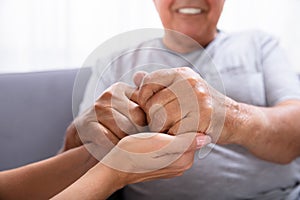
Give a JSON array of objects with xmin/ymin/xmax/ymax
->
[{"xmin": 0, "ymin": 68, "xmax": 91, "ymax": 170}]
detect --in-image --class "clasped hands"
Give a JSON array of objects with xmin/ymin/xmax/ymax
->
[
  {"xmin": 62, "ymin": 67, "xmax": 234, "ymax": 175},
  {"xmin": 92, "ymin": 67, "xmax": 223, "ymax": 139}
]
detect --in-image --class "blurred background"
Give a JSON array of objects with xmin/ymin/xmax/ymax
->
[{"xmin": 0, "ymin": 0, "xmax": 299, "ymax": 73}]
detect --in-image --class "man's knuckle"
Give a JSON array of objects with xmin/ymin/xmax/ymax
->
[{"xmin": 187, "ymin": 77, "xmax": 199, "ymax": 87}]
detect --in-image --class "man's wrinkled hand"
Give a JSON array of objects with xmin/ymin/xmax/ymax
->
[{"xmin": 134, "ymin": 67, "xmax": 230, "ymax": 143}]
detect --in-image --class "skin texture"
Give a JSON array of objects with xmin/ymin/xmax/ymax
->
[
  {"xmin": 134, "ymin": 68, "xmax": 217, "ymax": 137},
  {"xmin": 135, "ymin": 67, "xmax": 300, "ymax": 164},
  {"xmin": 232, "ymin": 100, "xmax": 300, "ymax": 163},
  {"xmin": 0, "ymin": 132, "xmax": 207, "ymax": 200}
]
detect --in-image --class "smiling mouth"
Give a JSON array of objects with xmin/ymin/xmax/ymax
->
[{"xmin": 177, "ymin": 8, "xmax": 202, "ymax": 15}]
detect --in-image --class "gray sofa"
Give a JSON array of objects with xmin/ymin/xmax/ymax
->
[{"xmin": 0, "ymin": 68, "xmax": 91, "ymax": 170}]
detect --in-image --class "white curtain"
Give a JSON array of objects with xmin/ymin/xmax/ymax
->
[{"xmin": 0, "ymin": 0, "xmax": 299, "ymax": 73}]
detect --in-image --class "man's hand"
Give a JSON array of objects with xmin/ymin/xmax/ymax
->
[
  {"xmin": 135, "ymin": 67, "xmax": 300, "ymax": 163},
  {"xmin": 134, "ymin": 67, "xmax": 232, "ymax": 143}
]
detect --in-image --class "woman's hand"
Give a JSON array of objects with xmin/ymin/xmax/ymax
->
[
  {"xmin": 59, "ymin": 82, "xmax": 147, "ymax": 155},
  {"xmin": 104, "ymin": 132, "xmax": 210, "ymax": 187},
  {"xmin": 52, "ymin": 132, "xmax": 210, "ymax": 200}
]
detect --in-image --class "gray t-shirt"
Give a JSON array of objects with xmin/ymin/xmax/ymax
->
[{"xmin": 79, "ymin": 30, "xmax": 300, "ymax": 200}]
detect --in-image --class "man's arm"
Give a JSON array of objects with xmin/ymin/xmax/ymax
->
[
  {"xmin": 227, "ymin": 99, "xmax": 300, "ymax": 164},
  {"xmin": 135, "ymin": 67, "xmax": 300, "ymax": 164},
  {"xmin": 0, "ymin": 146, "xmax": 97, "ymax": 200}
]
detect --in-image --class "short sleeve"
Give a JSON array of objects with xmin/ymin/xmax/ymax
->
[{"xmin": 260, "ymin": 33, "xmax": 300, "ymax": 106}]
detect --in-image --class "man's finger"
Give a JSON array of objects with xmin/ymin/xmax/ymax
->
[{"xmin": 138, "ymin": 69, "xmax": 177, "ymax": 107}]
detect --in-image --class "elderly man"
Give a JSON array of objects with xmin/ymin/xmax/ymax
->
[{"xmin": 62, "ymin": 0, "xmax": 300, "ymax": 199}]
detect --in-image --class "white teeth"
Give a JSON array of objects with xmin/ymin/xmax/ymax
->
[{"xmin": 178, "ymin": 8, "xmax": 202, "ymax": 14}]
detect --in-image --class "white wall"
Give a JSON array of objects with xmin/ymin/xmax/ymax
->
[
  {"xmin": 0, "ymin": 0, "xmax": 161, "ymax": 73},
  {"xmin": 218, "ymin": 0, "xmax": 300, "ymax": 72},
  {"xmin": 0, "ymin": 0, "xmax": 299, "ymax": 72}
]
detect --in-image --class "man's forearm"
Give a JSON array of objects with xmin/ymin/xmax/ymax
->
[
  {"xmin": 0, "ymin": 146, "xmax": 97, "ymax": 200},
  {"xmin": 227, "ymin": 100, "xmax": 300, "ymax": 164}
]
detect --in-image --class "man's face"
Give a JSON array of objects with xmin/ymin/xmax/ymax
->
[{"xmin": 153, "ymin": 0, "xmax": 225, "ymax": 46}]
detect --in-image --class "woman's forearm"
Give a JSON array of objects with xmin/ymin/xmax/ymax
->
[
  {"xmin": 0, "ymin": 146, "xmax": 97, "ymax": 200},
  {"xmin": 51, "ymin": 163, "xmax": 123, "ymax": 200}
]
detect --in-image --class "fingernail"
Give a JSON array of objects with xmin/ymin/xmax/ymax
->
[{"xmin": 196, "ymin": 135, "xmax": 211, "ymax": 148}]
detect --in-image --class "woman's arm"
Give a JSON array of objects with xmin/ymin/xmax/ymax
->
[
  {"xmin": 52, "ymin": 132, "xmax": 207, "ymax": 200},
  {"xmin": 51, "ymin": 163, "xmax": 121, "ymax": 200},
  {"xmin": 0, "ymin": 146, "xmax": 97, "ymax": 200}
]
